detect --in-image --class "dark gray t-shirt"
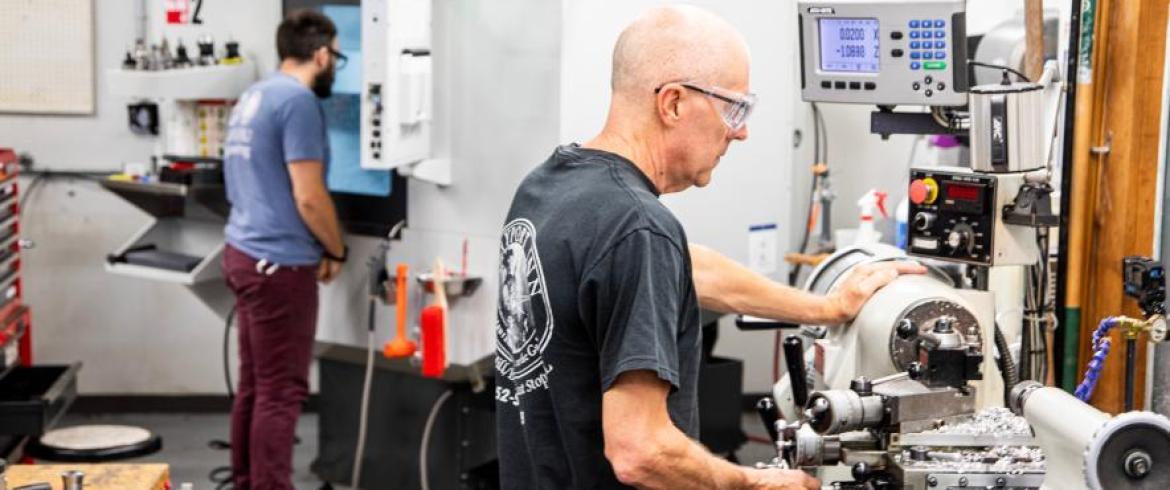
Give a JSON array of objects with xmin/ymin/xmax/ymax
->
[{"xmin": 495, "ymin": 145, "xmax": 702, "ymax": 489}]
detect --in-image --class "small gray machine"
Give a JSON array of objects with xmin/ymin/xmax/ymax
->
[{"xmin": 798, "ymin": 0, "xmax": 969, "ymax": 106}]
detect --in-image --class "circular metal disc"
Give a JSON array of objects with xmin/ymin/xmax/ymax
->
[
  {"xmin": 890, "ymin": 299, "xmax": 982, "ymax": 370},
  {"xmin": 1088, "ymin": 413, "xmax": 1170, "ymax": 490}
]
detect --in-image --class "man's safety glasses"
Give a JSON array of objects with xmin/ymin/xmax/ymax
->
[
  {"xmin": 327, "ymin": 47, "xmax": 348, "ymax": 71},
  {"xmin": 655, "ymin": 82, "xmax": 757, "ymax": 131}
]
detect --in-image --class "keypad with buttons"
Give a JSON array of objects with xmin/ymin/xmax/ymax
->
[{"xmin": 906, "ymin": 18, "xmax": 949, "ymax": 71}]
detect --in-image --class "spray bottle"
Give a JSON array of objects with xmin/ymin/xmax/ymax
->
[{"xmin": 854, "ymin": 189, "xmax": 888, "ymax": 245}]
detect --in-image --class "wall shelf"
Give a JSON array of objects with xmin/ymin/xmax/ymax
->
[{"xmin": 106, "ymin": 62, "xmax": 255, "ymax": 100}]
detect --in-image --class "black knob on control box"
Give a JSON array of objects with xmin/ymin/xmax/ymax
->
[{"xmin": 913, "ymin": 212, "xmax": 936, "ymax": 231}]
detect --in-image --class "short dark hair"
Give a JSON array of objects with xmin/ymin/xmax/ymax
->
[{"xmin": 276, "ymin": 9, "xmax": 337, "ymax": 62}]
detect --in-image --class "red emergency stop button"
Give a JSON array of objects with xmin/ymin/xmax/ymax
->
[{"xmin": 909, "ymin": 178, "xmax": 939, "ymax": 205}]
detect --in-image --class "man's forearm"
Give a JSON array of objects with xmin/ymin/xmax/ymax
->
[
  {"xmin": 618, "ymin": 425, "xmax": 758, "ymax": 490},
  {"xmin": 296, "ymin": 197, "xmax": 345, "ymax": 257},
  {"xmin": 690, "ymin": 244, "xmax": 841, "ymax": 325}
]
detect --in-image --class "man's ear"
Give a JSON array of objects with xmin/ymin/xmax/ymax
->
[
  {"xmin": 656, "ymin": 86, "xmax": 683, "ymax": 128},
  {"xmin": 314, "ymin": 46, "xmax": 330, "ymax": 69}
]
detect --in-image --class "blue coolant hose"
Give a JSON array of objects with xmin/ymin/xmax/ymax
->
[{"xmin": 1074, "ymin": 317, "xmax": 1119, "ymax": 402}]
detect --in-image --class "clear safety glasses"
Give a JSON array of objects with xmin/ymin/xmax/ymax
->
[{"xmin": 656, "ymin": 81, "xmax": 757, "ymax": 131}]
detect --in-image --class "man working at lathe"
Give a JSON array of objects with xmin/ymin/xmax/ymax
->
[{"xmin": 494, "ymin": 5, "xmax": 926, "ymax": 489}]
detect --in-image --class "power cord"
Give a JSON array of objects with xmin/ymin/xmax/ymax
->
[
  {"xmin": 351, "ymin": 220, "xmax": 404, "ymax": 488},
  {"xmin": 210, "ymin": 305, "xmax": 237, "ymax": 490},
  {"xmin": 350, "ymin": 298, "xmax": 378, "ymax": 489},
  {"xmin": 968, "ymin": 60, "xmax": 1031, "ymax": 83},
  {"xmin": 420, "ymin": 390, "xmax": 453, "ymax": 490},
  {"xmin": 993, "ymin": 322, "xmax": 1019, "ymax": 406},
  {"xmin": 778, "ymin": 102, "xmax": 827, "ymax": 384}
]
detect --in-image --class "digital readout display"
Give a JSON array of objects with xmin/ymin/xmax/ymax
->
[
  {"xmin": 818, "ymin": 18, "xmax": 881, "ymax": 73},
  {"xmin": 946, "ymin": 183, "xmax": 983, "ymax": 202}
]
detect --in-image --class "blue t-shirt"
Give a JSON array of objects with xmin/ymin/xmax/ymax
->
[{"xmin": 223, "ymin": 73, "xmax": 330, "ymax": 266}]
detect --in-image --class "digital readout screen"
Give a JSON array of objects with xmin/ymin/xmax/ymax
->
[
  {"xmin": 946, "ymin": 183, "xmax": 983, "ymax": 202},
  {"xmin": 818, "ymin": 18, "xmax": 881, "ymax": 73}
]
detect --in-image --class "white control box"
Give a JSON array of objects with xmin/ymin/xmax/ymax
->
[{"xmin": 361, "ymin": 0, "xmax": 433, "ymax": 170}]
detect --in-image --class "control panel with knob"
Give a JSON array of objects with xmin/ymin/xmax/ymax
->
[{"xmin": 906, "ymin": 167, "xmax": 1039, "ymax": 266}]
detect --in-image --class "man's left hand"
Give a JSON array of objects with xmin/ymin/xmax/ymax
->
[
  {"xmin": 318, "ymin": 258, "xmax": 342, "ymax": 284},
  {"xmin": 823, "ymin": 261, "xmax": 927, "ymax": 323}
]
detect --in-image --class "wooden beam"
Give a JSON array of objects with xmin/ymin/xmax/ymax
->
[
  {"xmin": 1025, "ymin": 0, "xmax": 1045, "ymax": 81},
  {"xmin": 1073, "ymin": 0, "xmax": 1169, "ymax": 414}
]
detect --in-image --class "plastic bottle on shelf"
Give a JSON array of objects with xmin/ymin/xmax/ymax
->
[
  {"xmin": 895, "ymin": 196, "xmax": 910, "ymax": 249},
  {"xmin": 853, "ymin": 189, "xmax": 888, "ymax": 246}
]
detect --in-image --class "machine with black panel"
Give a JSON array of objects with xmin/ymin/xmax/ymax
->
[
  {"xmin": 906, "ymin": 167, "xmax": 1039, "ymax": 266},
  {"xmin": 1123, "ymin": 256, "xmax": 1166, "ymax": 317},
  {"xmin": 798, "ymin": 0, "xmax": 969, "ymax": 106}
]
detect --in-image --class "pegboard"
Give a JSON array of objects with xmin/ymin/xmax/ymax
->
[{"xmin": 0, "ymin": 0, "xmax": 95, "ymax": 114}]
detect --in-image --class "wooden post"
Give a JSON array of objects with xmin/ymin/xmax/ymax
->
[{"xmin": 1025, "ymin": 0, "xmax": 1045, "ymax": 81}]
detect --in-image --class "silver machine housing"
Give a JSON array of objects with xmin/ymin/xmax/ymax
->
[{"xmin": 969, "ymin": 79, "xmax": 1046, "ymax": 173}]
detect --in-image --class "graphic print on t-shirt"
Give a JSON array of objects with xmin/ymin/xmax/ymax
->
[
  {"xmin": 230, "ymin": 90, "xmax": 263, "ymax": 126},
  {"xmin": 496, "ymin": 218, "xmax": 554, "ymax": 409}
]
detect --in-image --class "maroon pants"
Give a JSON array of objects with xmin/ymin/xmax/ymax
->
[{"xmin": 223, "ymin": 244, "xmax": 318, "ymax": 490}]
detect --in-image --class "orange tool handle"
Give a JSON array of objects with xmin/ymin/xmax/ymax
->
[{"xmin": 396, "ymin": 263, "xmax": 408, "ymax": 337}]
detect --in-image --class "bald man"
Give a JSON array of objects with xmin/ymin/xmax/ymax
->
[{"xmin": 494, "ymin": 6, "xmax": 923, "ymax": 489}]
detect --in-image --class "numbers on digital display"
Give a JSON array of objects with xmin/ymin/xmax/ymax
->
[{"xmin": 818, "ymin": 18, "xmax": 880, "ymax": 73}]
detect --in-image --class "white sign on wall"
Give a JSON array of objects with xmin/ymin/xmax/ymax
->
[{"xmin": 0, "ymin": 0, "xmax": 95, "ymax": 114}]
